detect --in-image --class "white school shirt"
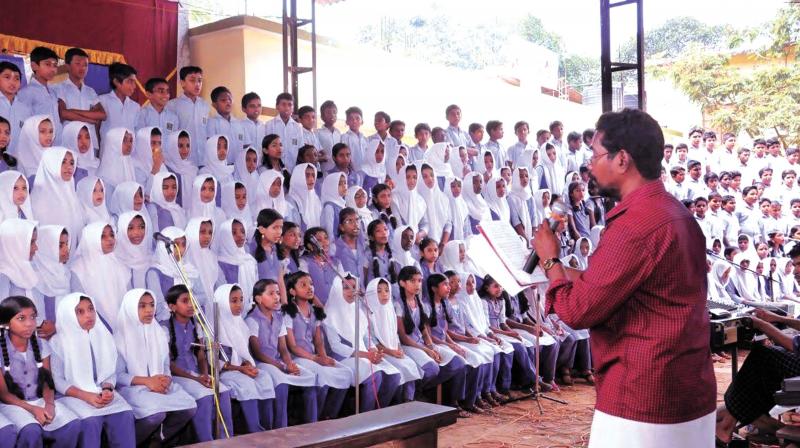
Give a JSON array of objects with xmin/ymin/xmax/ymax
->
[
  {"xmin": 485, "ymin": 140, "xmax": 507, "ymax": 168},
  {"xmin": 506, "ymin": 141, "xmax": 533, "ymax": 169},
  {"xmin": 17, "ymin": 77, "xmax": 61, "ymax": 143},
  {"xmin": 562, "ymin": 147, "xmax": 588, "ymax": 174},
  {"xmin": 264, "ymin": 115, "xmax": 303, "ymax": 171},
  {"xmin": 238, "ymin": 117, "xmax": 265, "ymax": 153},
  {"xmin": 97, "ymin": 92, "xmax": 140, "ymax": 142},
  {"xmin": 54, "ymin": 80, "xmax": 100, "ymax": 147},
  {"xmin": 315, "ymin": 125, "xmax": 341, "ymax": 172},
  {"xmin": 0, "ymin": 95, "xmax": 31, "ymax": 156},
  {"xmin": 446, "ymin": 125, "xmax": 470, "ymax": 148},
  {"xmin": 340, "ymin": 129, "xmax": 368, "ymax": 170},
  {"xmin": 166, "ymin": 93, "xmax": 209, "ymax": 165},
  {"xmin": 206, "ymin": 115, "xmax": 245, "ymax": 162},
  {"xmin": 136, "ymin": 103, "xmax": 178, "ymax": 134}
]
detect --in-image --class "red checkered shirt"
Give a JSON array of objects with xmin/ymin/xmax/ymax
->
[{"xmin": 546, "ymin": 180, "xmax": 716, "ymax": 424}]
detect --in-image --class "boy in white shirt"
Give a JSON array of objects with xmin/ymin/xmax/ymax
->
[
  {"xmin": 720, "ymin": 195, "xmax": 740, "ymax": 247},
  {"xmin": 238, "ymin": 92, "xmax": 264, "ymax": 153},
  {"xmin": 315, "ymin": 100, "xmax": 339, "ymax": 172},
  {"xmin": 297, "ymin": 105, "xmax": 322, "ymax": 160},
  {"xmin": 17, "ymin": 46, "xmax": 61, "ymax": 141},
  {"xmin": 340, "ymin": 106, "xmax": 367, "ymax": 171},
  {"xmin": 137, "ymin": 77, "xmax": 178, "ymax": 133},
  {"xmin": 661, "ymin": 143, "xmax": 674, "ymax": 172},
  {"xmin": 56, "ymin": 47, "xmax": 105, "ymax": 151},
  {"xmin": 408, "ymin": 123, "xmax": 431, "ymax": 162},
  {"xmin": 206, "ymin": 85, "xmax": 243, "ymax": 161},
  {"xmin": 687, "ymin": 126, "xmax": 704, "ymax": 164},
  {"xmin": 97, "ymin": 62, "xmax": 140, "ymax": 141},
  {"xmin": 167, "ymin": 66, "xmax": 209, "ymax": 165},
  {"xmin": 368, "ymin": 111, "xmax": 391, "ymax": 144},
  {"xmin": 506, "ymin": 121, "xmax": 532, "ymax": 169},
  {"xmin": 264, "ymin": 92, "xmax": 303, "ymax": 171},
  {"xmin": 669, "ymin": 166, "xmax": 689, "ymax": 200},
  {"xmin": 686, "ymin": 160, "xmax": 704, "ymax": 199},
  {"xmin": 702, "ymin": 130, "xmax": 718, "ymax": 173},
  {"xmin": 445, "ymin": 104, "xmax": 471, "ymax": 154},
  {"xmin": 0, "ymin": 61, "xmax": 30, "ymax": 155},
  {"xmin": 485, "ymin": 120, "xmax": 507, "ymax": 168}
]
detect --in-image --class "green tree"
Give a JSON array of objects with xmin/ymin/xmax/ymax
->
[
  {"xmin": 562, "ymin": 54, "xmax": 600, "ymax": 94},
  {"xmin": 519, "ymin": 14, "xmax": 564, "ymax": 53},
  {"xmin": 619, "ymin": 17, "xmax": 731, "ymax": 62}
]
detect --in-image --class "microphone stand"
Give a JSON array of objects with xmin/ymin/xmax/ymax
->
[{"xmin": 524, "ymin": 287, "xmax": 568, "ymax": 413}]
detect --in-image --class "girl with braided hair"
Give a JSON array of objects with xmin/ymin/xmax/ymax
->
[{"xmin": 362, "ymin": 219, "xmax": 397, "ymax": 286}]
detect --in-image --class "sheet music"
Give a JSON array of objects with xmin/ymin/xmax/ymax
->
[{"xmin": 470, "ymin": 220, "xmax": 548, "ymax": 294}]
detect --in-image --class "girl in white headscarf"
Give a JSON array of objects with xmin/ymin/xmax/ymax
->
[
  {"xmin": 113, "ymin": 289, "xmax": 196, "ymax": 443},
  {"xmin": 163, "ymin": 130, "xmax": 198, "ymax": 208},
  {"xmin": 70, "ymin": 222, "xmax": 132, "ymax": 330},
  {"xmin": 345, "ymin": 186, "xmax": 372, "ymax": 237},
  {"xmin": 483, "ymin": 177, "xmax": 511, "ymax": 222},
  {"xmin": 109, "ymin": 181, "xmax": 151, "ymax": 228},
  {"xmin": 233, "ymin": 147, "xmax": 260, "ymax": 209},
  {"xmin": 532, "ymin": 189, "xmax": 552, "ymax": 229},
  {"xmin": 518, "ymin": 148, "xmax": 540, "ymax": 193},
  {"xmin": 730, "ymin": 253, "xmax": 761, "ymax": 304},
  {"xmin": 213, "ymin": 284, "xmax": 276, "ymax": 433},
  {"xmin": 589, "ymin": 224, "xmax": 604, "ymax": 249},
  {"xmin": 220, "ymin": 181, "xmax": 255, "ymax": 240},
  {"xmin": 31, "ymin": 148, "xmax": 82, "ymax": 248},
  {"xmin": 32, "ymin": 225, "xmax": 72, "ymax": 323},
  {"xmin": 320, "ymin": 172, "xmax": 347, "ymax": 242},
  {"xmin": 96, "ymin": 127, "xmax": 136, "ymax": 193},
  {"xmin": 0, "ymin": 219, "xmax": 42, "ymax": 318},
  {"xmin": 364, "ymin": 278, "xmax": 422, "ymax": 402},
  {"xmin": 49, "ymin": 293, "xmax": 136, "ymax": 443},
  {"xmin": 323, "ymin": 276, "xmax": 401, "ymax": 411},
  {"xmin": 255, "ymin": 170, "xmax": 298, "ymax": 224},
  {"xmin": 477, "ymin": 150, "xmax": 498, "ymax": 184},
  {"xmin": 115, "ymin": 211, "xmax": 153, "ymax": 289},
  {"xmin": 461, "ymin": 172, "xmax": 491, "ymax": 234},
  {"xmin": 449, "ymin": 145, "xmax": 472, "ymax": 180},
  {"xmin": 132, "ymin": 127, "xmax": 167, "ymax": 191},
  {"xmin": 417, "ymin": 163, "xmax": 451, "ymax": 244},
  {"xmin": 76, "ymin": 176, "xmax": 112, "ymax": 225},
  {"xmin": 147, "ymin": 172, "xmax": 187, "ymax": 231},
  {"xmin": 360, "ymin": 139, "xmax": 387, "ymax": 193},
  {"xmin": 0, "ymin": 170, "xmax": 34, "ymax": 221},
  {"xmin": 200, "ymin": 135, "xmax": 234, "ymax": 185},
  {"xmin": 390, "ymin": 225, "xmax": 420, "ymax": 270},
  {"xmin": 572, "ymin": 237, "xmax": 593, "ymax": 270},
  {"xmin": 440, "ymin": 240, "xmax": 467, "ymax": 272},
  {"xmin": 186, "ymin": 175, "xmax": 226, "ymax": 226},
  {"xmin": 287, "ymin": 163, "xmax": 321, "ymax": 231},
  {"xmin": 145, "ymin": 226, "xmax": 201, "ymax": 320},
  {"xmin": 183, "ymin": 218, "xmax": 224, "ymax": 309},
  {"xmin": 444, "ymin": 177, "xmax": 471, "ymax": 240},
  {"xmin": 391, "ymin": 164, "xmax": 428, "ymax": 235},
  {"xmin": 538, "ymin": 143, "xmax": 565, "ymax": 194},
  {"xmin": 213, "ymin": 219, "xmax": 258, "ymax": 312},
  {"xmin": 386, "ymin": 153, "xmax": 407, "ymax": 190},
  {"xmin": 424, "ymin": 142, "xmax": 454, "ymax": 189},
  {"xmin": 16, "ymin": 115, "xmax": 53, "ymax": 177},
  {"xmin": 708, "ymin": 261, "xmax": 736, "ymax": 306},
  {"xmin": 507, "ymin": 167, "xmax": 535, "ymax": 242},
  {"xmin": 61, "ymin": 121, "xmax": 98, "ymax": 180}
]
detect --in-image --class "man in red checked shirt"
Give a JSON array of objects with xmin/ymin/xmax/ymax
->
[{"xmin": 533, "ymin": 108, "xmax": 716, "ymax": 447}]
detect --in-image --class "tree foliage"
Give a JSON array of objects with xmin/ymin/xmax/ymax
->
[
  {"xmin": 519, "ymin": 14, "xmax": 564, "ymax": 53},
  {"xmin": 619, "ymin": 17, "xmax": 731, "ymax": 62}
]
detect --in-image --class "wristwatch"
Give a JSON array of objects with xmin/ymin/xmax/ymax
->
[{"xmin": 543, "ymin": 257, "xmax": 562, "ymax": 271}]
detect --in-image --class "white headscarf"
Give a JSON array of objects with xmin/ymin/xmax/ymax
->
[
  {"xmin": 345, "ymin": 186, "xmax": 372, "ymax": 232},
  {"xmin": 320, "ymin": 172, "xmax": 346, "ymax": 209},
  {"xmin": 365, "ymin": 278, "xmax": 404, "ymax": 352},
  {"xmin": 519, "ymin": 148, "xmax": 540, "ymax": 188},
  {"xmin": 456, "ymin": 273, "xmax": 490, "ymax": 336},
  {"xmin": 187, "ymin": 175, "xmax": 221, "ymax": 224},
  {"xmin": 440, "ymin": 240, "xmax": 466, "ymax": 272},
  {"xmin": 387, "ymin": 154, "xmax": 407, "ymax": 186},
  {"xmin": 52, "ymin": 293, "xmax": 118, "ymax": 393},
  {"xmin": 390, "ymin": 225, "xmax": 417, "ymax": 268},
  {"xmin": 563, "ymin": 171, "xmax": 581, "ymax": 197},
  {"xmin": 507, "ymin": 167, "xmax": 533, "ymax": 239},
  {"xmin": 384, "ymin": 140, "xmax": 402, "ymax": 178},
  {"xmin": 32, "ymin": 224, "xmax": 71, "ymax": 298},
  {"xmin": 132, "ymin": 127, "xmax": 166, "ymax": 177},
  {"xmin": 61, "ymin": 121, "xmax": 99, "ymax": 173},
  {"xmin": 461, "ymin": 172, "xmax": 491, "ymax": 221},
  {"xmin": 202, "ymin": 135, "xmax": 234, "ymax": 184},
  {"xmin": 589, "ymin": 225, "xmax": 604, "ymax": 249},
  {"xmin": 362, "ymin": 139, "xmax": 387, "ymax": 180},
  {"xmin": 163, "ymin": 130, "xmax": 198, "ymax": 205},
  {"xmin": 184, "ymin": 217, "xmax": 220, "ymax": 301},
  {"xmin": 16, "ymin": 115, "xmax": 51, "ymax": 176},
  {"xmin": 114, "ymin": 211, "xmax": 153, "ymax": 271},
  {"xmin": 114, "ymin": 289, "xmax": 168, "ymax": 376},
  {"xmin": 449, "ymin": 146, "xmax": 470, "ymax": 179},
  {"xmin": 424, "ymin": 142, "xmax": 454, "ymax": 179},
  {"xmin": 76, "ymin": 176, "xmax": 112, "ymax": 225},
  {"xmin": 213, "ymin": 283, "xmax": 254, "ymax": 365},
  {"xmin": 149, "ymin": 172, "xmax": 187, "ymax": 229},
  {"xmin": 70, "ymin": 221, "xmax": 132, "ymax": 329},
  {"xmin": 255, "ymin": 170, "xmax": 288, "ymax": 216},
  {"xmin": 731, "ymin": 252, "xmax": 760, "ymax": 302},
  {"xmin": 417, "ymin": 163, "xmax": 449, "ymax": 241},
  {"xmin": 31, "ymin": 148, "xmax": 83, "ymax": 243},
  {"xmin": 532, "ymin": 189, "xmax": 552, "ymax": 228},
  {"xmin": 391, "ymin": 163, "xmax": 427, "ymax": 230},
  {"xmin": 572, "ymin": 237, "xmax": 593, "ymax": 270},
  {"xmin": 109, "ymin": 180, "xmax": 144, "ymax": 216},
  {"xmin": 539, "ymin": 146, "xmax": 566, "ymax": 194},
  {"xmin": 777, "ymin": 257, "xmax": 798, "ymax": 299},
  {"xmin": 444, "ymin": 177, "xmax": 470, "ymax": 240},
  {"xmin": 97, "ymin": 127, "xmax": 136, "ymax": 189},
  {"xmin": 483, "ymin": 177, "xmax": 510, "ymax": 222},
  {"xmin": 151, "ymin": 226, "xmax": 199, "ymax": 283},
  {"xmin": 0, "ymin": 171, "xmax": 33, "ymax": 221},
  {"xmin": 213, "ymin": 219, "xmax": 258, "ymax": 311},
  {"xmin": 287, "ymin": 163, "xmax": 321, "ymax": 228},
  {"xmin": 220, "ymin": 181, "xmax": 254, "ymax": 238},
  {"xmin": 326, "ymin": 275, "xmax": 368, "ymax": 351},
  {"xmin": 477, "ymin": 150, "xmax": 498, "ymax": 179},
  {"xmin": 233, "ymin": 147, "xmax": 260, "ymax": 209},
  {"xmin": 708, "ymin": 261, "xmax": 735, "ymax": 304},
  {"xmin": 0, "ymin": 218, "xmax": 39, "ymax": 293}
]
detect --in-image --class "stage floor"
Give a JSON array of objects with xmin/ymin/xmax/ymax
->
[{"xmin": 378, "ymin": 354, "xmax": 740, "ymax": 448}]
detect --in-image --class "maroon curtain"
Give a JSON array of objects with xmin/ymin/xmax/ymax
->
[{"xmin": 2, "ymin": 0, "xmax": 178, "ymax": 102}]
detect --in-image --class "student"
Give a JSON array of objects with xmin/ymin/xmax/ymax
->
[
  {"xmin": 0, "ymin": 219, "xmax": 43, "ymax": 324},
  {"xmin": 408, "ymin": 123, "xmax": 431, "ymax": 162},
  {"xmin": 17, "ymin": 47, "xmax": 61, "ymax": 143},
  {"xmin": 566, "ymin": 181, "xmax": 594, "ymax": 240},
  {"xmin": 247, "ymin": 279, "xmax": 317, "ymax": 426},
  {"xmin": 109, "ymin": 181, "xmax": 150, "ymax": 227},
  {"xmin": 300, "ymin": 227, "xmax": 343, "ymax": 305},
  {"xmin": 283, "ymin": 272, "xmax": 351, "ymax": 420},
  {"xmin": 214, "ymin": 219, "xmax": 258, "ymax": 312},
  {"xmin": 315, "ymin": 100, "xmax": 340, "ymax": 173},
  {"xmin": 296, "ymin": 105, "xmax": 321, "ymax": 154},
  {"xmin": 324, "ymin": 276, "xmax": 402, "ymax": 411},
  {"xmin": 466, "ymin": 122, "xmax": 485, "ymax": 156},
  {"xmin": 444, "ymin": 177, "xmax": 471, "ymax": 241},
  {"xmin": 252, "ymin": 209, "xmax": 285, "ymax": 284},
  {"xmin": 483, "ymin": 177, "xmax": 511, "ymax": 223},
  {"xmin": 532, "ymin": 189, "xmax": 552, "ymax": 229},
  {"xmin": 55, "ymin": 48, "xmax": 106, "ymax": 150},
  {"xmin": 319, "ymin": 172, "xmax": 347, "ymax": 241},
  {"xmin": 233, "ymin": 147, "xmax": 260, "ymax": 209},
  {"xmin": 163, "ymin": 285, "xmax": 234, "ymax": 442},
  {"xmin": 328, "ymin": 143, "xmax": 361, "ymax": 188},
  {"xmin": 146, "ymin": 227, "xmax": 203, "ymax": 320},
  {"xmin": 31, "ymin": 225, "xmax": 72, "ymax": 327},
  {"xmin": 206, "ymin": 87, "xmax": 242, "ymax": 161},
  {"xmin": 167, "ymin": 66, "xmax": 208, "ymax": 166},
  {"xmin": 258, "ymin": 134, "xmax": 290, "ymax": 186},
  {"xmin": 340, "ymin": 106, "xmax": 368, "ymax": 169},
  {"xmin": 362, "ymin": 219, "xmax": 397, "ymax": 286},
  {"xmin": 359, "ymin": 140, "xmax": 386, "ymax": 193},
  {"xmin": 131, "ymin": 126, "xmax": 166, "ymax": 190},
  {"xmin": 0, "ymin": 62, "xmax": 30, "ymax": 157},
  {"xmin": 508, "ymin": 167, "xmax": 535, "ymax": 242},
  {"xmin": 30, "ymin": 148, "xmax": 83, "ymax": 245},
  {"xmin": 391, "ymin": 164, "xmax": 428, "ymax": 236},
  {"xmin": 278, "ymin": 221, "xmax": 303, "ymax": 274},
  {"xmin": 334, "ymin": 207, "xmax": 366, "ymax": 280},
  {"xmin": 61, "ymin": 121, "xmax": 98, "ymax": 178},
  {"xmin": 418, "ymin": 163, "xmax": 451, "ymax": 246},
  {"xmin": 548, "ymin": 120, "xmax": 564, "ymax": 152},
  {"xmin": 114, "ymin": 289, "xmax": 197, "ymax": 445},
  {"xmin": 16, "ymin": 115, "xmax": 54, "ymax": 178},
  {"xmin": 220, "ymin": 181, "xmax": 254, "ymax": 236},
  {"xmin": 148, "ymin": 172, "xmax": 187, "ymax": 230},
  {"xmin": 287, "ymin": 163, "xmax": 321, "ymax": 231},
  {"xmin": 114, "ymin": 211, "xmax": 153, "ymax": 289},
  {"xmin": 369, "ymin": 183, "xmax": 398, "ymax": 232},
  {"xmin": 562, "ymin": 131, "xmax": 587, "ymax": 174},
  {"xmin": 484, "ymin": 120, "xmax": 506, "ymax": 169},
  {"xmin": 136, "ymin": 78, "xmax": 179, "ymax": 132},
  {"xmin": 460, "ymin": 172, "xmax": 491, "ymax": 233},
  {"xmin": 449, "ymin": 144, "xmax": 472, "ymax": 180},
  {"xmin": 506, "ymin": 121, "xmax": 532, "ymax": 169},
  {"xmin": 200, "ymin": 135, "xmax": 234, "ymax": 185},
  {"xmin": 477, "ymin": 150, "xmax": 498, "ymax": 184},
  {"xmin": 183, "ymin": 218, "xmax": 224, "ymax": 309},
  {"xmin": 418, "ymin": 238, "xmax": 443, "ymax": 298},
  {"xmin": 0, "ymin": 117, "xmax": 16, "ymax": 174},
  {"xmin": 0, "ymin": 170, "xmax": 33, "ymax": 221},
  {"xmin": 345, "ymin": 186, "xmax": 373, "ymax": 237},
  {"xmin": 538, "ymin": 143, "xmax": 565, "ymax": 194},
  {"xmin": 96, "ymin": 127, "xmax": 136, "ymax": 192},
  {"xmin": 186, "ymin": 175, "xmax": 225, "ymax": 225},
  {"xmin": 444, "ymin": 105, "xmax": 472, "ymax": 155},
  {"xmin": 390, "ymin": 226, "xmax": 420, "ymax": 272},
  {"xmin": 263, "ymin": 93, "xmax": 302, "ymax": 171},
  {"xmin": 163, "ymin": 130, "xmax": 198, "ymax": 207},
  {"xmin": 97, "ymin": 63, "xmax": 140, "ymax": 142},
  {"xmin": 238, "ymin": 93, "xmax": 264, "ymax": 155},
  {"xmin": 51, "ymin": 293, "xmax": 136, "ymax": 448}
]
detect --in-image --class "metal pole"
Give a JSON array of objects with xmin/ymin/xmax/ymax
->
[
  {"xmin": 282, "ymin": 0, "xmax": 289, "ymax": 93},
  {"xmin": 636, "ymin": 0, "xmax": 646, "ymax": 110},
  {"xmin": 290, "ymin": 0, "xmax": 300, "ymax": 108},
  {"xmin": 600, "ymin": 0, "xmax": 612, "ymax": 112},
  {"xmin": 212, "ymin": 303, "xmax": 222, "ymax": 437},
  {"xmin": 354, "ymin": 281, "xmax": 361, "ymax": 415},
  {"xmin": 311, "ymin": 0, "xmax": 318, "ymax": 112}
]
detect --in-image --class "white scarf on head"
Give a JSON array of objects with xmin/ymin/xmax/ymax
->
[
  {"xmin": 97, "ymin": 127, "xmax": 136, "ymax": 188},
  {"xmin": 255, "ymin": 170, "xmax": 288, "ymax": 216},
  {"xmin": 183, "ymin": 217, "xmax": 220, "ymax": 302},
  {"xmin": 362, "ymin": 139, "xmax": 387, "ymax": 179},
  {"xmin": 163, "ymin": 130, "xmax": 198, "ymax": 205},
  {"xmin": 220, "ymin": 181, "xmax": 254, "ymax": 238},
  {"xmin": 31, "ymin": 148, "xmax": 83, "ymax": 244},
  {"xmin": 213, "ymin": 283, "xmax": 254, "ymax": 365},
  {"xmin": 114, "ymin": 211, "xmax": 153, "ymax": 271},
  {"xmin": 416, "ymin": 163, "xmax": 449, "ymax": 241},
  {"xmin": 233, "ymin": 147, "xmax": 261, "ymax": 209},
  {"xmin": 325, "ymin": 276, "xmax": 368, "ymax": 351},
  {"xmin": 483, "ymin": 177, "xmax": 510, "ymax": 222},
  {"xmin": 76, "ymin": 176, "xmax": 112, "ymax": 225},
  {"xmin": 0, "ymin": 170, "xmax": 33, "ymax": 221},
  {"xmin": 61, "ymin": 121, "xmax": 99, "ymax": 173},
  {"xmin": 456, "ymin": 273, "xmax": 490, "ymax": 336},
  {"xmin": 346, "ymin": 186, "xmax": 373, "ymax": 231},
  {"xmin": 390, "ymin": 225, "xmax": 417, "ymax": 268},
  {"xmin": 109, "ymin": 180, "xmax": 144, "ymax": 216},
  {"xmin": 16, "ymin": 115, "xmax": 51, "ymax": 176},
  {"xmin": 444, "ymin": 177, "xmax": 469, "ymax": 240},
  {"xmin": 532, "ymin": 189, "xmax": 552, "ymax": 228},
  {"xmin": 132, "ymin": 127, "xmax": 166, "ymax": 177},
  {"xmin": 287, "ymin": 163, "xmax": 321, "ymax": 228},
  {"xmin": 539, "ymin": 148, "xmax": 566, "ymax": 194},
  {"xmin": 320, "ymin": 172, "xmax": 346, "ymax": 209},
  {"xmin": 202, "ymin": 135, "xmax": 234, "ymax": 184},
  {"xmin": 440, "ymin": 240, "xmax": 466, "ymax": 272},
  {"xmin": 391, "ymin": 164, "xmax": 426, "ymax": 230},
  {"xmin": 424, "ymin": 142, "xmax": 454, "ymax": 179},
  {"xmin": 365, "ymin": 278, "xmax": 402, "ymax": 349},
  {"xmin": 33, "ymin": 224, "xmax": 71, "ymax": 298},
  {"xmin": 572, "ymin": 237, "xmax": 593, "ymax": 270},
  {"xmin": 149, "ymin": 172, "xmax": 187, "ymax": 229},
  {"xmin": 461, "ymin": 172, "xmax": 491, "ymax": 221},
  {"xmin": 0, "ymin": 218, "xmax": 39, "ymax": 293},
  {"xmin": 507, "ymin": 167, "xmax": 533, "ymax": 239},
  {"xmin": 212, "ymin": 219, "xmax": 258, "ymax": 311},
  {"xmin": 708, "ymin": 261, "xmax": 735, "ymax": 304},
  {"xmin": 151, "ymin": 226, "xmax": 199, "ymax": 285},
  {"xmin": 187, "ymin": 175, "xmax": 222, "ymax": 226},
  {"xmin": 114, "ymin": 289, "xmax": 169, "ymax": 376}
]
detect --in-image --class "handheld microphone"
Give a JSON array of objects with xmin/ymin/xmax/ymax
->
[
  {"xmin": 524, "ymin": 201, "xmax": 569, "ymax": 274},
  {"xmin": 308, "ymin": 234, "xmax": 324, "ymax": 253},
  {"xmin": 153, "ymin": 232, "xmax": 175, "ymax": 246}
]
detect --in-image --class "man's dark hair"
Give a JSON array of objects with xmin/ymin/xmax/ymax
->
[
  {"xmin": 241, "ymin": 92, "xmax": 260, "ymax": 109},
  {"xmin": 179, "ymin": 66, "xmax": 202, "ymax": 80},
  {"xmin": 594, "ymin": 108, "xmax": 664, "ymax": 180},
  {"xmin": 145, "ymin": 78, "xmax": 169, "ymax": 93},
  {"xmin": 789, "ymin": 242, "xmax": 800, "ymax": 260},
  {"xmin": 210, "ymin": 86, "xmax": 231, "ymax": 103},
  {"xmin": 108, "ymin": 62, "xmax": 137, "ymax": 90},
  {"xmin": 297, "ymin": 105, "xmax": 315, "ymax": 119},
  {"xmin": 30, "ymin": 46, "xmax": 58, "ymax": 64},
  {"xmin": 64, "ymin": 47, "xmax": 89, "ymax": 64},
  {"xmin": 567, "ymin": 131, "xmax": 581, "ymax": 143}
]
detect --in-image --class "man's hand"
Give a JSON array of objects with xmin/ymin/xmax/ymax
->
[
  {"xmin": 754, "ymin": 308, "xmax": 784, "ymax": 324},
  {"xmin": 533, "ymin": 220, "xmax": 561, "ymax": 266}
]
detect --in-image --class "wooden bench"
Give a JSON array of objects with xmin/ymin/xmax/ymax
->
[{"xmin": 186, "ymin": 401, "xmax": 458, "ymax": 448}]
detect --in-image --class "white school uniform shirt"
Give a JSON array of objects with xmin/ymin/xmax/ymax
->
[
  {"xmin": 506, "ymin": 141, "xmax": 533, "ymax": 169},
  {"xmin": 206, "ymin": 114, "xmax": 245, "ymax": 162},
  {"xmin": 561, "ymin": 146, "xmax": 588, "ymax": 174},
  {"xmin": 238, "ymin": 117, "xmax": 264, "ymax": 154},
  {"xmin": 686, "ymin": 177, "xmax": 704, "ymax": 200},
  {"xmin": 695, "ymin": 214, "xmax": 723, "ymax": 242},
  {"xmin": 0, "ymin": 94, "xmax": 31, "ymax": 156},
  {"xmin": 264, "ymin": 115, "xmax": 303, "ymax": 172},
  {"xmin": 17, "ymin": 77, "xmax": 61, "ymax": 143},
  {"xmin": 167, "ymin": 93, "xmax": 209, "ymax": 165},
  {"xmin": 315, "ymin": 125, "xmax": 341, "ymax": 172},
  {"xmin": 485, "ymin": 140, "xmax": 507, "ymax": 168},
  {"xmin": 54, "ymin": 79, "xmax": 100, "ymax": 148},
  {"xmin": 136, "ymin": 103, "xmax": 179, "ymax": 134},
  {"xmin": 340, "ymin": 129, "xmax": 368, "ymax": 169},
  {"xmin": 446, "ymin": 125, "xmax": 470, "ymax": 148},
  {"xmin": 714, "ymin": 148, "xmax": 737, "ymax": 172},
  {"xmin": 97, "ymin": 92, "xmax": 140, "ymax": 144}
]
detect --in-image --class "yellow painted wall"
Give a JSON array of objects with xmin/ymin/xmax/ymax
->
[{"xmin": 189, "ymin": 26, "xmax": 246, "ymax": 117}]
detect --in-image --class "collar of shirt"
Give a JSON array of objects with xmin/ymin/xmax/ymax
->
[{"xmin": 605, "ymin": 180, "xmax": 666, "ymax": 225}]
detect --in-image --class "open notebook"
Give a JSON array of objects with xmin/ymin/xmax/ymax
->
[{"xmin": 467, "ymin": 220, "xmax": 548, "ymax": 295}]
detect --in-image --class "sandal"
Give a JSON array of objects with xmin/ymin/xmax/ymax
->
[
  {"xmin": 483, "ymin": 393, "xmax": 500, "ymax": 407},
  {"xmin": 456, "ymin": 406, "xmax": 472, "ymax": 418},
  {"xmin": 559, "ymin": 369, "xmax": 574, "ymax": 386},
  {"xmin": 464, "ymin": 405, "xmax": 485, "ymax": 415},
  {"xmin": 580, "ymin": 370, "xmax": 596, "ymax": 385}
]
